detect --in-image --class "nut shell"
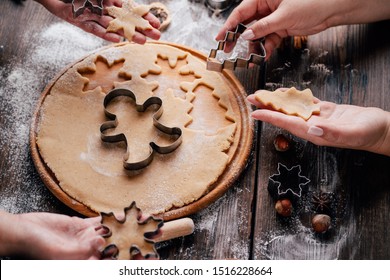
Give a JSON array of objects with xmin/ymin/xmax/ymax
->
[
  {"xmin": 275, "ymin": 199, "xmax": 292, "ymax": 217},
  {"xmin": 273, "ymin": 134, "xmax": 291, "ymax": 152},
  {"xmin": 312, "ymin": 214, "xmax": 331, "ymax": 233}
]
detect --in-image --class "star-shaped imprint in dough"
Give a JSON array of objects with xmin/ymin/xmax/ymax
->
[{"xmin": 269, "ymin": 163, "xmax": 310, "ymax": 198}]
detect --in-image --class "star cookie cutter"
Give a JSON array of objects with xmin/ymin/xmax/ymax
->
[
  {"xmin": 207, "ymin": 23, "xmax": 266, "ymax": 72},
  {"xmin": 60, "ymin": 0, "xmax": 103, "ymax": 18},
  {"xmin": 269, "ymin": 163, "xmax": 310, "ymax": 199},
  {"xmin": 100, "ymin": 88, "xmax": 182, "ymax": 171},
  {"xmin": 100, "ymin": 201, "xmax": 164, "ymax": 260}
]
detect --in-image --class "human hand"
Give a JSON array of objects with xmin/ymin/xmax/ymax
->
[
  {"xmin": 34, "ymin": 0, "xmax": 160, "ymax": 43},
  {"xmin": 0, "ymin": 211, "xmax": 105, "ymax": 259},
  {"xmin": 247, "ymin": 90, "xmax": 390, "ymax": 156},
  {"xmin": 216, "ymin": 0, "xmax": 390, "ymax": 59}
]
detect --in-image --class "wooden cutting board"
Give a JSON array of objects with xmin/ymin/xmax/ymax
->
[{"xmin": 30, "ymin": 41, "xmax": 254, "ymax": 221}]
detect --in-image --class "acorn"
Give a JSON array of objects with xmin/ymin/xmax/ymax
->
[
  {"xmin": 275, "ymin": 199, "xmax": 292, "ymax": 217},
  {"xmin": 273, "ymin": 134, "xmax": 291, "ymax": 152},
  {"xmin": 311, "ymin": 214, "xmax": 331, "ymax": 233}
]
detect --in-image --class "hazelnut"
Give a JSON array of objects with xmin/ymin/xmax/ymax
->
[
  {"xmin": 312, "ymin": 214, "xmax": 331, "ymax": 233},
  {"xmin": 273, "ymin": 134, "xmax": 291, "ymax": 152},
  {"xmin": 275, "ymin": 199, "xmax": 292, "ymax": 217}
]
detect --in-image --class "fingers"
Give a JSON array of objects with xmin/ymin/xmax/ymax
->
[
  {"xmin": 264, "ymin": 33, "xmax": 283, "ymax": 60},
  {"xmin": 215, "ymin": 1, "xmax": 259, "ymax": 41},
  {"xmin": 130, "ymin": 12, "xmax": 161, "ymax": 44},
  {"xmin": 144, "ymin": 12, "xmax": 161, "ymax": 30}
]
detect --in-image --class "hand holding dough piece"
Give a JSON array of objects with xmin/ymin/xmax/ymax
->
[
  {"xmin": 253, "ymin": 87, "xmax": 320, "ymax": 120},
  {"xmin": 106, "ymin": 0, "xmax": 160, "ymax": 43}
]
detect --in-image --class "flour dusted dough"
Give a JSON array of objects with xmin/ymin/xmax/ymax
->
[
  {"xmin": 106, "ymin": 0, "xmax": 152, "ymax": 41},
  {"xmin": 254, "ymin": 87, "xmax": 320, "ymax": 120},
  {"xmin": 36, "ymin": 42, "xmax": 238, "ymax": 215}
]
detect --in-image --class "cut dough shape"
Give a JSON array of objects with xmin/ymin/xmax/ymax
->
[
  {"xmin": 254, "ymin": 87, "xmax": 320, "ymax": 120},
  {"xmin": 101, "ymin": 202, "xmax": 163, "ymax": 260},
  {"xmin": 106, "ymin": 0, "xmax": 152, "ymax": 41}
]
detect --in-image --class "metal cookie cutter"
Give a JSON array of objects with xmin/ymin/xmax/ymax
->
[
  {"xmin": 100, "ymin": 88, "xmax": 182, "ymax": 171},
  {"xmin": 207, "ymin": 23, "xmax": 266, "ymax": 72},
  {"xmin": 61, "ymin": 0, "xmax": 104, "ymax": 18},
  {"xmin": 268, "ymin": 163, "xmax": 310, "ymax": 199}
]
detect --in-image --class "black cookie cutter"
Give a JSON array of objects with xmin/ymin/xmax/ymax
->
[{"xmin": 100, "ymin": 88, "xmax": 182, "ymax": 171}]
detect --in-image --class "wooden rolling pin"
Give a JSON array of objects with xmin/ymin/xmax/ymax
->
[{"xmin": 154, "ymin": 217, "xmax": 195, "ymax": 242}]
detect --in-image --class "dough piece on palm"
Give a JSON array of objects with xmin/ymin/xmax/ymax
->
[
  {"xmin": 254, "ymin": 87, "xmax": 320, "ymax": 120},
  {"xmin": 106, "ymin": 0, "xmax": 152, "ymax": 41}
]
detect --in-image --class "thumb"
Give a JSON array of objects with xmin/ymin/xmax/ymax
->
[{"xmin": 242, "ymin": 11, "xmax": 287, "ymax": 40}]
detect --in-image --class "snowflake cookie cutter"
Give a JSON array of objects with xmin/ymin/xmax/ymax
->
[
  {"xmin": 100, "ymin": 88, "xmax": 182, "ymax": 171},
  {"xmin": 207, "ymin": 23, "xmax": 267, "ymax": 72},
  {"xmin": 100, "ymin": 201, "xmax": 164, "ymax": 260},
  {"xmin": 269, "ymin": 163, "xmax": 310, "ymax": 199},
  {"xmin": 61, "ymin": 0, "xmax": 103, "ymax": 18}
]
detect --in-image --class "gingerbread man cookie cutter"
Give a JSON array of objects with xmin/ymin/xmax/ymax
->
[
  {"xmin": 207, "ymin": 23, "xmax": 267, "ymax": 72},
  {"xmin": 61, "ymin": 0, "xmax": 103, "ymax": 18},
  {"xmin": 100, "ymin": 88, "xmax": 182, "ymax": 171}
]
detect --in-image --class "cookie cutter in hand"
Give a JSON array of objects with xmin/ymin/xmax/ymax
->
[
  {"xmin": 100, "ymin": 88, "xmax": 182, "ymax": 171},
  {"xmin": 207, "ymin": 23, "xmax": 267, "ymax": 72},
  {"xmin": 61, "ymin": 0, "xmax": 103, "ymax": 18}
]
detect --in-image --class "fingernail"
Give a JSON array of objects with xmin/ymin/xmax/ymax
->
[
  {"xmin": 241, "ymin": 29, "xmax": 255, "ymax": 40},
  {"xmin": 307, "ymin": 126, "xmax": 324, "ymax": 137}
]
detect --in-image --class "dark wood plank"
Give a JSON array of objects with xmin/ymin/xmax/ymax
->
[
  {"xmin": 0, "ymin": 0, "xmax": 80, "ymax": 215},
  {"xmin": 253, "ymin": 23, "xmax": 390, "ymax": 259},
  {"xmin": 0, "ymin": 0, "xmax": 258, "ymax": 260}
]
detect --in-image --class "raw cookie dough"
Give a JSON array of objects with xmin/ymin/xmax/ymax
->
[
  {"xmin": 149, "ymin": 2, "xmax": 171, "ymax": 31},
  {"xmin": 36, "ymin": 42, "xmax": 239, "ymax": 216},
  {"xmin": 106, "ymin": 0, "xmax": 152, "ymax": 41},
  {"xmin": 101, "ymin": 202, "xmax": 162, "ymax": 260},
  {"xmin": 254, "ymin": 87, "xmax": 320, "ymax": 120}
]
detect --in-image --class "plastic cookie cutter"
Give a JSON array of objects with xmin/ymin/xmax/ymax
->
[
  {"xmin": 207, "ymin": 23, "xmax": 267, "ymax": 72},
  {"xmin": 100, "ymin": 88, "xmax": 182, "ymax": 171},
  {"xmin": 60, "ymin": 0, "xmax": 104, "ymax": 18},
  {"xmin": 269, "ymin": 163, "xmax": 310, "ymax": 199}
]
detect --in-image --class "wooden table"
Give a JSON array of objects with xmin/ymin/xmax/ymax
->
[{"xmin": 1, "ymin": 0, "xmax": 389, "ymax": 260}]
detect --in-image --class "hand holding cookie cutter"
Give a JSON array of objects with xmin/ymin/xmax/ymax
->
[
  {"xmin": 61, "ymin": 0, "xmax": 103, "ymax": 18},
  {"xmin": 100, "ymin": 88, "xmax": 182, "ymax": 171},
  {"xmin": 207, "ymin": 23, "xmax": 267, "ymax": 72}
]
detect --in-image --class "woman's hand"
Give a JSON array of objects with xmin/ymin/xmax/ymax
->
[
  {"xmin": 34, "ymin": 0, "xmax": 160, "ymax": 43},
  {"xmin": 0, "ymin": 211, "xmax": 106, "ymax": 259},
  {"xmin": 216, "ymin": 0, "xmax": 390, "ymax": 59},
  {"xmin": 247, "ymin": 91, "xmax": 390, "ymax": 156}
]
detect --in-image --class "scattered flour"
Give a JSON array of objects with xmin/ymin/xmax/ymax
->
[{"xmin": 0, "ymin": 22, "xmax": 105, "ymax": 213}]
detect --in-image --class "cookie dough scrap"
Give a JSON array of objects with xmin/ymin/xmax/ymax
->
[
  {"xmin": 106, "ymin": 0, "xmax": 152, "ymax": 41},
  {"xmin": 101, "ymin": 202, "xmax": 163, "ymax": 260},
  {"xmin": 254, "ymin": 87, "xmax": 320, "ymax": 120}
]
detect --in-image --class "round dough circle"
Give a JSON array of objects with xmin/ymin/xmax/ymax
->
[{"xmin": 31, "ymin": 42, "xmax": 253, "ymax": 220}]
